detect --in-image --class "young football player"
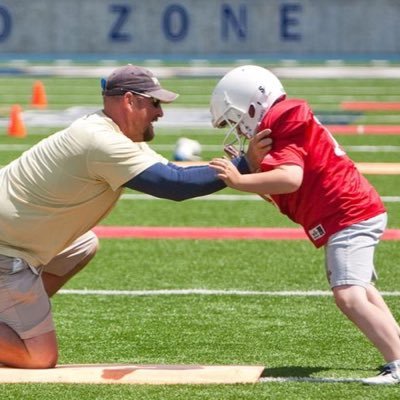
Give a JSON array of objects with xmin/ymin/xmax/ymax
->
[{"xmin": 209, "ymin": 65, "xmax": 399, "ymax": 385}]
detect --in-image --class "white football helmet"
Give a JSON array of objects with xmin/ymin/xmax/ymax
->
[{"xmin": 210, "ymin": 65, "xmax": 285, "ymax": 152}]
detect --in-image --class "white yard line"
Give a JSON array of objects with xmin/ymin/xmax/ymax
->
[
  {"xmin": 344, "ymin": 145, "xmax": 400, "ymax": 152},
  {"xmin": 4, "ymin": 144, "xmax": 399, "ymax": 153},
  {"xmin": 120, "ymin": 193, "xmax": 400, "ymax": 203},
  {"xmin": 59, "ymin": 289, "xmax": 400, "ymax": 297},
  {"xmin": 0, "ymin": 166, "xmax": 395, "ymax": 201},
  {"xmin": 259, "ymin": 376, "xmax": 364, "ymax": 383},
  {"xmin": 0, "ymin": 144, "xmax": 31, "ymax": 151},
  {"xmin": 146, "ymin": 144, "xmax": 400, "ymax": 153}
]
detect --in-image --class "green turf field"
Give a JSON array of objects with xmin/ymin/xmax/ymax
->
[{"xmin": 0, "ymin": 73, "xmax": 399, "ymax": 399}]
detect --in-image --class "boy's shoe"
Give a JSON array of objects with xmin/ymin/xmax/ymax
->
[{"xmin": 363, "ymin": 363, "xmax": 400, "ymax": 385}]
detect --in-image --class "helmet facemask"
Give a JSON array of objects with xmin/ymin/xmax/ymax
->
[
  {"xmin": 221, "ymin": 116, "xmax": 247, "ymax": 157},
  {"xmin": 213, "ymin": 91, "xmax": 269, "ymax": 155}
]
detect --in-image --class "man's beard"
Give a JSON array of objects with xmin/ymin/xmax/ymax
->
[{"xmin": 143, "ymin": 125, "xmax": 155, "ymax": 142}]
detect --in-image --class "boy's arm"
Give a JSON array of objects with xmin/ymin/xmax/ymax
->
[{"xmin": 210, "ymin": 160, "xmax": 303, "ymax": 195}]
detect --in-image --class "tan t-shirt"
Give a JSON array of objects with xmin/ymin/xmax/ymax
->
[{"xmin": 0, "ymin": 111, "xmax": 167, "ymax": 266}]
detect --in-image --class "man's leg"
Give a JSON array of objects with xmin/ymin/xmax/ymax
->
[
  {"xmin": 41, "ymin": 231, "xmax": 99, "ymax": 297},
  {"xmin": 0, "ymin": 257, "xmax": 58, "ymax": 368},
  {"xmin": 0, "ymin": 323, "xmax": 57, "ymax": 369},
  {"xmin": 0, "ymin": 232, "xmax": 98, "ymax": 368}
]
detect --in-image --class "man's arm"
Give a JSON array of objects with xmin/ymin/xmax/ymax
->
[
  {"xmin": 123, "ymin": 128, "xmax": 272, "ymax": 201},
  {"xmin": 123, "ymin": 156, "xmax": 249, "ymax": 201}
]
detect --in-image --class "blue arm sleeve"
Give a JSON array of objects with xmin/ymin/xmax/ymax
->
[{"xmin": 123, "ymin": 156, "xmax": 250, "ymax": 201}]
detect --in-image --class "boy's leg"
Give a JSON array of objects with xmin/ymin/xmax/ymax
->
[
  {"xmin": 326, "ymin": 213, "xmax": 400, "ymax": 383},
  {"xmin": 333, "ymin": 285, "xmax": 400, "ymax": 362},
  {"xmin": 325, "ymin": 213, "xmax": 400, "ymax": 359},
  {"xmin": 366, "ymin": 284, "xmax": 400, "ymax": 336},
  {"xmin": 333, "ymin": 285, "xmax": 400, "ymax": 384}
]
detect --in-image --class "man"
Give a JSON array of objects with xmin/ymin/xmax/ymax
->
[
  {"xmin": 209, "ymin": 65, "xmax": 400, "ymax": 385},
  {"xmin": 0, "ymin": 65, "xmax": 270, "ymax": 369}
]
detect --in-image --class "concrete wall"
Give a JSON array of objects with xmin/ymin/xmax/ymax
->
[{"xmin": 0, "ymin": 0, "xmax": 398, "ymax": 56}]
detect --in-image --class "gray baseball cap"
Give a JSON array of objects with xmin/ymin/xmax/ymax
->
[{"xmin": 102, "ymin": 64, "xmax": 179, "ymax": 103}]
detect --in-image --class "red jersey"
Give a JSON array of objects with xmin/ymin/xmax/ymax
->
[{"xmin": 259, "ymin": 99, "xmax": 386, "ymax": 248}]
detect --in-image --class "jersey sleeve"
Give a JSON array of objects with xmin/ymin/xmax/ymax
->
[
  {"xmin": 259, "ymin": 101, "xmax": 309, "ymax": 171},
  {"xmin": 124, "ymin": 162, "xmax": 225, "ymax": 200},
  {"xmin": 87, "ymin": 131, "xmax": 168, "ymax": 191}
]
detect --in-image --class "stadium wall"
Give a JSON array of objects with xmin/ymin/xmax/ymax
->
[{"xmin": 0, "ymin": 0, "xmax": 398, "ymax": 57}]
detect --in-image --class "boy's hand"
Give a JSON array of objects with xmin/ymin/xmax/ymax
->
[
  {"xmin": 210, "ymin": 157, "xmax": 242, "ymax": 188},
  {"xmin": 245, "ymin": 129, "xmax": 272, "ymax": 172}
]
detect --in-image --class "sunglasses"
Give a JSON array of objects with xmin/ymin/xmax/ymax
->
[
  {"xmin": 100, "ymin": 80, "xmax": 161, "ymax": 108},
  {"xmin": 129, "ymin": 91, "xmax": 161, "ymax": 108}
]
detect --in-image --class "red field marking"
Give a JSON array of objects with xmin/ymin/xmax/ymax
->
[
  {"xmin": 326, "ymin": 124, "xmax": 400, "ymax": 135},
  {"xmin": 341, "ymin": 101, "xmax": 400, "ymax": 111},
  {"xmin": 93, "ymin": 226, "xmax": 400, "ymax": 241}
]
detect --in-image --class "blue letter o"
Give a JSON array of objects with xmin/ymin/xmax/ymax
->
[{"xmin": 163, "ymin": 4, "xmax": 189, "ymax": 41}]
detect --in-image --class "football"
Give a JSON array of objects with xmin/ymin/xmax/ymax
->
[{"xmin": 173, "ymin": 137, "xmax": 202, "ymax": 161}]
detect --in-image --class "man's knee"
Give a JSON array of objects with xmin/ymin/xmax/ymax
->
[
  {"xmin": 85, "ymin": 233, "xmax": 99, "ymax": 260},
  {"xmin": 23, "ymin": 330, "xmax": 59, "ymax": 369},
  {"xmin": 72, "ymin": 230, "xmax": 99, "ymax": 262},
  {"xmin": 74, "ymin": 233, "xmax": 99, "ymax": 270},
  {"xmin": 43, "ymin": 231, "xmax": 99, "ymax": 277},
  {"xmin": 27, "ymin": 349, "xmax": 58, "ymax": 369},
  {"xmin": 0, "ymin": 329, "xmax": 59, "ymax": 369}
]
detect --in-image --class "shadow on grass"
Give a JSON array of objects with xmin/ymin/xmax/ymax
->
[
  {"xmin": 262, "ymin": 366, "xmax": 330, "ymax": 378},
  {"xmin": 261, "ymin": 365, "xmax": 373, "ymax": 378}
]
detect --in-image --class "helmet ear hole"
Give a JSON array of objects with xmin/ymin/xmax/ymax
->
[{"xmin": 248, "ymin": 104, "xmax": 255, "ymax": 118}]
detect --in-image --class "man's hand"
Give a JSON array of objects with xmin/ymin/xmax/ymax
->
[{"xmin": 245, "ymin": 129, "xmax": 272, "ymax": 172}]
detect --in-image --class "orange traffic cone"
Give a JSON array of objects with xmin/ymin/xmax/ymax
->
[
  {"xmin": 31, "ymin": 80, "xmax": 47, "ymax": 109},
  {"xmin": 8, "ymin": 104, "xmax": 27, "ymax": 138}
]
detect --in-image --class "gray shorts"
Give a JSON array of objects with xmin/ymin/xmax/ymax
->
[
  {"xmin": 0, "ymin": 231, "xmax": 98, "ymax": 339},
  {"xmin": 324, "ymin": 213, "xmax": 387, "ymax": 289}
]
